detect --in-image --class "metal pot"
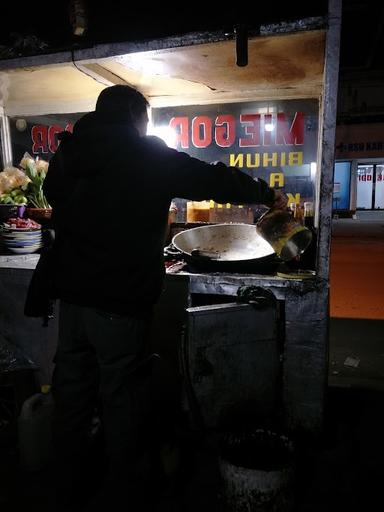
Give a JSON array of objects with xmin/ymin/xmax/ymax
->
[
  {"xmin": 171, "ymin": 223, "xmax": 279, "ymax": 273},
  {"xmin": 256, "ymin": 209, "xmax": 312, "ymax": 261}
]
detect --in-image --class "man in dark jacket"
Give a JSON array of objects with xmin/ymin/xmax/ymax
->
[{"xmin": 43, "ymin": 84, "xmax": 286, "ymax": 509}]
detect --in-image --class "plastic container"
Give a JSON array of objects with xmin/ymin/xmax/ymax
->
[
  {"xmin": 303, "ymin": 202, "xmax": 315, "ymax": 228},
  {"xmin": 0, "ymin": 204, "xmax": 25, "ymax": 221},
  {"xmin": 186, "ymin": 201, "xmax": 210, "ymax": 222},
  {"xmin": 17, "ymin": 387, "xmax": 54, "ymax": 471}
]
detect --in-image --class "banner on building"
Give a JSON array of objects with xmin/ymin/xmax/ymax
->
[{"xmin": 152, "ymin": 99, "xmax": 319, "ymax": 205}]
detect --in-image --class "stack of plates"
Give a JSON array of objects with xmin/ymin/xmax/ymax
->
[{"xmin": 1, "ymin": 227, "xmax": 43, "ymax": 254}]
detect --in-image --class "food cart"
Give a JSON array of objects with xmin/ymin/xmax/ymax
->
[{"xmin": 0, "ymin": 0, "xmax": 341, "ymax": 434}]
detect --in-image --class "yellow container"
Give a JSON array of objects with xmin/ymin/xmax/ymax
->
[{"xmin": 186, "ymin": 201, "xmax": 210, "ymax": 223}]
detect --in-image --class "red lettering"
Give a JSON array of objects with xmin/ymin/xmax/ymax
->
[
  {"xmin": 169, "ymin": 117, "xmax": 189, "ymax": 149},
  {"xmin": 239, "ymin": 114, "xmax": 260, "ymax": 147},
  {"xmin": 192, "ymin": 116, "xmax": 212, "ymax": 148},
  {"xmin": 276, "ymin": 112, "xmax": 304, "ymax": 145},
  {"xmin": 168, "ymin": 110, "xmax": 305, "ymax": 150},
  {"xmin": 215, "ymin": 115, "xmax": 236, "ymax": 147},
  {"xmin": 31, "ymin": 125, "xmax": 49, "ymax": 154},
  {"xmin": 48, "ymin": 125, "xmax": 63, "ymax": 153},
  {"xmin": 367, "ymin": 174, "xmax": 372, "ymax": 181},
  {"xmin": 32, "ymin": 124, "xmax": 75, "ymax": 154}
]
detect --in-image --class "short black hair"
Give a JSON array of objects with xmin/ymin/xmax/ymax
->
[{"xmin": 95, "ymin": 85, "xmax": 149, "ymax": 119}]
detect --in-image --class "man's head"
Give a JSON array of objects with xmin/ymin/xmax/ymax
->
[{"xmin": 95, "ymin": 85, "xmax": 149, "ymax": 136}]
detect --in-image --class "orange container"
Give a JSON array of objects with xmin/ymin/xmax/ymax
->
[{"xmin": 186, "ymin": 201, "xmax": 210, "ymax": 223}]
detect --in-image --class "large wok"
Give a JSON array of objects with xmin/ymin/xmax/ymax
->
[{"xmin": 171, "ymin": 223, "xmax": 280, "ymax": 273}]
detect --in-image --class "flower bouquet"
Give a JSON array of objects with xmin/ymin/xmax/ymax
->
[
  {"xmin": 20, "ymin": 153, "xmax": 51, "ymax": 209},
  {"xmin": 19, "ymin": 153, "xmax": 52, "ymax": 223}
]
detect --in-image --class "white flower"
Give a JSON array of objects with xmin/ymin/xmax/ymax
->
[{"xmin": 35, "ymin": 159, "xmax": 49, "ymax": 174}]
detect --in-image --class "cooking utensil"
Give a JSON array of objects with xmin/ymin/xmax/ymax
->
[
  {"xmin": 256, "ymin": 209, "xmax": 312, "ymax": 261},
  {"xmin": 171, "ymin": 223, "xmax": 279, "ymax": 273}
]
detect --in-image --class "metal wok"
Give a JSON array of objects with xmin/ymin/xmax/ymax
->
[{"xmin": 171, "ymin": 223, "xmax": 280, "ymax": 273}]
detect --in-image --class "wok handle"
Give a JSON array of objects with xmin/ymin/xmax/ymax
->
[{"xmin": 191, "ymin": 249, "xmax": 220, "ymax": 261}]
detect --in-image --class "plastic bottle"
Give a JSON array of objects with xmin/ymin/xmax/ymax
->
[
  {"xmin": 293, "ymin": 203, "xmax": 304, "ymax": 225},
  {"xmin": 17, "ymin": 385, "xmax": 54, "ymax": 471},
  {"xmin": 289, "ymin": 202, "xmax": 297, "ymax": 216},
  {"xmin": 300, "ymin": 202, "xmax": 317, "ymax": 270},
  {"xmin": 303, "ymin": 201, "xmax": 315, "ymax": 228}
]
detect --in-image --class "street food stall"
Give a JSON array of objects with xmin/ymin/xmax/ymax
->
[{"xmin": 0, "ymin": 1, "xmax": 341, "ymax": 434}]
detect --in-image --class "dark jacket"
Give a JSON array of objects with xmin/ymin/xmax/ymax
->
[{"xmin": 43, "ymin": 110, "xmax": 275, "ymax": 313}]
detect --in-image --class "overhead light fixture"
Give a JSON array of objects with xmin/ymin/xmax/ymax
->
[{"xmin": 118, "ymin": 54, "xmax": 165, "ymax": 76}]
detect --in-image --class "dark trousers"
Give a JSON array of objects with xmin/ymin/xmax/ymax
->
[{"xmin": 52, "ymin": 300, "xmax": 153, "ymax": 508}]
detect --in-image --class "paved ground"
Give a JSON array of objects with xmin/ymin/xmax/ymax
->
[
  {"xmin": 330, "ymin": 218, "xmax": 384, "ymax": 319},
  {"xmin": 1, "ymin": 385, "xmax": 383, "ymax": 512},
  {"xmin": 329, "ymin": 217, "xmax": 384, "ymax": 391},
  {"xmin": 329, "ymin": 317, "xmax": 384, "ymax": 390}
]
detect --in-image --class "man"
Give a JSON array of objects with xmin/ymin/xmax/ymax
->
[{"xmin": 43, "ymin": 84, "xmax": 286, "ymax": 509}]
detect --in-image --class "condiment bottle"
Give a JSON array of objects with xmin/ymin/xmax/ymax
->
[
  {"xmin": 294, "ymin": 203, "xmax": 304, "ymax": 225},
  {"xmin": 303, "ymin": 202, "xmax": 314, "ymax": 228},
  {"xmin": 299, "ymin": 201, "xmax": 317, "ymax": 270},
  {"xmin": 289, "ymin": 203, "xmax": 297, "ymax": 216}
]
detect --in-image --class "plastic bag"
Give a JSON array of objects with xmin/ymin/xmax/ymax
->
[{"xmin": 0, "ymin": 336, "xmax": 38, "ymax": 373}]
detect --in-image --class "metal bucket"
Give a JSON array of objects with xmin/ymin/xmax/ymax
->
[
  {"xmin": 256, "ymin": 209, "xmax": 312, "ymax": 261},
  {"xmin": 219, "ymin": 429, "xmax": 295, "ymax": 512}
]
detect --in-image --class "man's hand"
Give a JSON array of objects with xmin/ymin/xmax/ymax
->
[{"xmin": 271, "ymin": 189, "xmax": 288, "ymax": 210}]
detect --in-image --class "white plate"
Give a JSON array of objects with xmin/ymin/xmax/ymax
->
[
  {"xmin": 7, "ymin": 244, "xmax": 42, "ymax": 254},
  {"xmin": 2, "ymin": 231, "xmax": 41, "ymax": 237},
  {"xmin": 2, "ymin": 227, "xmax": 41, "ymax": 232},
  {"xmin": 2, "ymin": 233, "xmax": 42, "ymax": 240},
  {"xmin": 2, "ymin": 230, "xmax": 42, "ymax": 236},
  {"xmin": 4, "ymin": 240, "xmax": 43, "ymax": 247}
]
